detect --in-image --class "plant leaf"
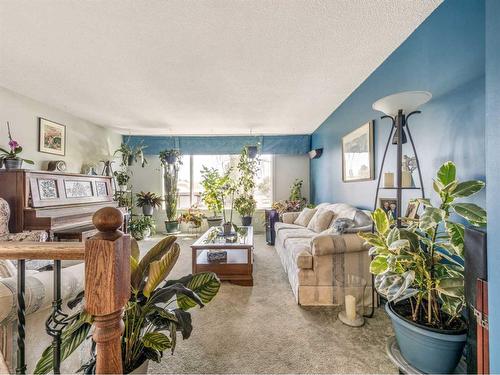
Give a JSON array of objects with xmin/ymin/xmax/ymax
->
[
  {"xmin": 372, "ymin": 208, "xmax": 389, "ymax": 235},
  {"xmin": 399, "ymin": 229, "xmax": 420, "ymax": 252},
  {"xmin": 452, "ymin": 180, "xmax": 485, "ymax": 198},
  {"xmin": 437, "ymin": 161, "xmax": 456, "ymax": 186},
  {"xmin": 358, "ymin": 232, "xmax": 386, "ymax": 248},
  {"xmin": 132, "ymin": 236, "xmax": 177, "ymax": 289},
  {"xmin": 173, "ymin": 308, "xmax": 193, "ymax": 339},
  {"xmin": 176, "ymin": 272, "xmax": 221, "ymax": 310},
  {"xmin": 370, "ymin": 255, "xmax": 388, "ymax": 274},
  {"xmin": 386, "ymin": 227, "xmax": 400, "ymax": 246},
  {"xmin": 131, "ymin": 238, "xmax": 140, "ymax": 260},
  {"xmin": 374, "ymin": 270, "xmax": 417, "ymax": 303},
  {"xmin": 142, "ymin": 332, "xmax": 171, "ymax": 351},
  {"xmin": 150, "ymin": 283, "xmax": 204, "ymax": 307},
  {"xmin": 451, "ymin": 203, "xmax": 487, "ymax": 226},
  {"xmin": 143, "ymin": 243, "xmax": 180, "ymax": 298},
  {"xmin": 388, "ymin": 239, "xmax": 409, "ymax": 251},
  {"xmin": 419, "ymin": 207, "xmax": 446, "ymax": 231}
]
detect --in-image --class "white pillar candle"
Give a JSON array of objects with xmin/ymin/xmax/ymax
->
[
  {"xmin": 345, "ymin": 294, "xmax": 356, "ymax": 321},
  {"xmin": 384, "ymin": 172, "xmax": 394, "ymax": 188}
]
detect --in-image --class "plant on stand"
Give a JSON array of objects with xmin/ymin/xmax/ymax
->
[
  {"xmin": 35, "ymin": 236, "xmax": 221, "ymax": 374},
  {"xmin": 160, "ymin": 149, "xmax": 182, "ymax": 234},
  {"xmin": 360, "ymin": 161, "xmax": 486, "ymax": 374},
  {"xmin": 0, "ymin": 122, "xmax": 34, "ymax": 169},
  {"xmin": 114, "ymin": 139, "xmax": 148, "ymax": 167},
  {"xmin": 200, "ymin": 166, "xmax": 227, "ymax": 227},
  {"xmin": 235, "ymin": 146, "xmax": 260, "ymax": 225},
  {"xmin": 136, "ymin": 191, "xmax": 163, "ymax": 216},
  {"xmin": 129, "ymin": 215, "xmax": 156, "ymax": 240},
  {"xmin": 114, "ymin": 170, "xmax": 130, "ymax": 191}
]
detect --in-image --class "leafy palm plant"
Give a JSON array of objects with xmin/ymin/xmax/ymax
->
[
  {"xmin": 35, "ymin": 236, "xmax": 221, "ymax": 374},
  {"xmin": 135, "ymin": 191, "xmax": 163, "ymax": 209},
  {"xmin": 360, "ymin": 161, "xmax": 486, "ymax": 329}
]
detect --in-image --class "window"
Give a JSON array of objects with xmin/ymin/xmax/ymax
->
[{"xmin": 171, "ymin": 154, "xmax": 273, "ymax": 209}]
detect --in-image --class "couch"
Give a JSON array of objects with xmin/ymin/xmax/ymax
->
[{"xmin": 274, "ymin": 203, "xmax": 373, "ymax": 306}]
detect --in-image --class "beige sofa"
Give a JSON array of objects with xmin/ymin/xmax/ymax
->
[{"xmin": 274, "ymin": 203, "xmax": 373, "ymax": 306}]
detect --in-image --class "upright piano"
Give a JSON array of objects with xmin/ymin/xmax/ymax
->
[{"xmin": 0, "ymin": 170, "xmax": 128, "ymax": 240}]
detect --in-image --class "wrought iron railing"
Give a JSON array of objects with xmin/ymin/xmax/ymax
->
[{"xmin": 0, "ymin": 207, "xmax": 130, "ymax": 374}]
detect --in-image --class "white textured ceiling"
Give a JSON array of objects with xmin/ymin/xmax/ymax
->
[{"xmin": 0, "ymin": 0, "xmax": 441, "ymax": 135}]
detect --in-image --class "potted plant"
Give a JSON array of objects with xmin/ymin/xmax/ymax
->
[
  {"xmin": 129, "ymin": 215, "xmax": 156, "ymax": 240},
  {"xmin": 200, "ymin": 166, "xmax": 226, "ymax": 227},
  {"xmin": 178, "ymin": 205, "xmax": 205, "ymax": 229},
  {"xmin": 360, "ymin": 161, "xmax": 486, "ymax": 374},
  {"xmin": 234, "ymin": 146, "xmax": 260, "ymax": 226},
  {"xmin": 0, "ymin": 122, "xmax": 34, "ymax": 170},
  {"xmin": 114, "ymin": 140, "xmax": 148, "ymax": 167},
  {"xmin": 160, "ymin": 149, "xmax": 182, "ymax": 233},
  {"xmin": 114, "ymin": 170, "xmax": 130, "ymax": 191},
  {"xmin": 35, "ymin": 236, "xmax": 221, "ymax": 374},
  {"xmin": 159, "ymin": 149, "xmax": 182, "ymax": 165},
  {"xmin": 234, "ymin": 194, "xmax": 257, "ymax": 226},
  {"xmin": 136, "ymin": 191, "xmax": 163, "ymax": 216},
  {"xmin": 221, "ymin": 175, "xmax": 237, "ymax": 236}
]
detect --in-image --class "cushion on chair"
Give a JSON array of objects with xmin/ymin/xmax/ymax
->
[
  {"xmin": 294, "ymin": 208, "xmax": 317, "ymax": 227},
  {"xmin": 307, "ymin": 208, "xmax": 335, "ymax": 233},
  {"xmin": 0, "ymin": 198, "xmax": 10, "ymax": 236}
]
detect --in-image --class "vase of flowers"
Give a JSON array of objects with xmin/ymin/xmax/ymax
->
[{"xmin": 0, "ymin": 122, "xmax": 34, "ymax": 170}]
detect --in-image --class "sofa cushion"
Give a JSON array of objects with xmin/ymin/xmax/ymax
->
[
  {"xmin": 277, "ymin": 227, "xmax": 316, "ymax": 247},
  {"xmin": 294, "ymin": 207, "xmax": 317, "ymax": 227},
  {"xmin": 307, "ymin": 208, "xmax": 335, "ymax": 233},
  {"xmin": 274, "ymin": 222, "xmax": 304, "ymax": 233}
]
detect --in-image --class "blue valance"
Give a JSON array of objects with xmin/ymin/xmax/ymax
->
[{"xmin": 125, "ymin": 135, "xmax": 311, "ymax": 155}]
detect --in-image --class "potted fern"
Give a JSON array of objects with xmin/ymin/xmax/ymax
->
[
  {"xmin": 35, "ymin": 236, "xmax": 221, "ymax": 374},
  {"xmin": 360, "ymin": 161, "xmax": 486, "ymax": 373},
  {"xmin": 136, "ymin": 191, "xmax": 163, "ymax": 216}
]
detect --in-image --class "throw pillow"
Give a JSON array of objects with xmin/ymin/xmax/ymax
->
[
  {"xmin": 294, "ymin": 207, "xmax": 317, "ymax": 227},
  {"xmin": 307, "ymin": 208, "xmax": 335, "ymax": 233}
]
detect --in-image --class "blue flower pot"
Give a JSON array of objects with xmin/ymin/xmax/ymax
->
[{"xmin": 386, "ymin": 303, "xmax": 466, "ymax": 374}]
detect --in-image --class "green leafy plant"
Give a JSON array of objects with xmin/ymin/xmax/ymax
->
[
  {"xmin": 160, "ymin": 150, "xmax": 182, "ymax": 222},
  {"xmin": 136, "ymin": 191, "xmax": 163, "ymax": 209},
  {"xmin": 234, "ymin": 194, "xmax": 257, "ymax": 217},
  {"xmin": 0, "ymin": 122, "xmax": 34, "ymax": 165},
  {"xmin": 159, "ymin": 149, "xmax": 182, "ymax": 166},
  {"xmin": 114, "ymin": 170, "xmax": 130, "ymax": 186},
  {"xmin": 237, "ymin": 147, "xmax": 260, "ymax": 194},
  {"xmin": 289, "ymin": 179, "xmax": 304, "ymax": 201},
  {"xmin": 129, "ymin": 215, "xmax": 156, "ymax": 240},
  {"xmin": 178, "ymin": 205, "xmax": 205, "ymax": 228},
  {"xmin": 200, "ymin": 166, "xmax": 227, "ymax": 218},
  {"xmin": 360, "ymin": 161, "xmax": 486, "ymax": 329},
  {"xmin": 114, "ymin": 140, "xmax": 148, "ymax": 167},
  {"xmin": 35, "ymin": 236, "xmax": 221, "ymax": 374},
  {"xmin": 114, "ymin": 191, "xmax": 133, "ymax": 211}
]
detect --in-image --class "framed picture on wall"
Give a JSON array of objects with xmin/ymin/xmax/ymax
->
[
  {"xmin": 39, "ymin": 118, "xmax": 66, "ymax": 156},
  {"xmin": 342, "ymin": 121, "xmax": 374, "ymax": 182}
]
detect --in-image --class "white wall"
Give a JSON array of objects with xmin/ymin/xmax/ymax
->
[
  {"xmin": 0, "ymin": 87, "xmax": 121, "ymax": 173},
  {"xmin": 128, "ymin": 154, "xmax": 310, "ymax": 233}
]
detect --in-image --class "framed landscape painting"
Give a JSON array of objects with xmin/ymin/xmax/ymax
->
[
  {"xmin": 342, "ymin": 121, "xmax": 374, "ymax": 182},
  {"xmin": 39, "ymin": 118, "xmax": 66, "ymax": 156}
]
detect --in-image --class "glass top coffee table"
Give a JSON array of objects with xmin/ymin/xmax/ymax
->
[{"xmin": 191, "ymin": 226, "xmax": 254, "ymax": 286}]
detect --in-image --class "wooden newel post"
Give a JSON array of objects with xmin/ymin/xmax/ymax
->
[{"xmin": 85, "ymin": 207, "xmax": 130, "ymax": 374}]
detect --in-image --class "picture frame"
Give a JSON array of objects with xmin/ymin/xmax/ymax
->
[
  {"xmin": 405, "ymin": 200, "xmax": 420, "ymax": 220},
  {"xmin": 342, "ymin": 121, "xmax": 374, "ymax": 182},
  {"xmin": 39, "ymin": 118, "xmax": 66, "ymax": 156},
  {"xmin": 379, "ymin": 198, "xmax": 397, "ymax": 221}
]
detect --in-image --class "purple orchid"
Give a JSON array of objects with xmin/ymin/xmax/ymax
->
[{"xmin": 8, "ymin": 139, "xmax": 19, "ymax": 151}]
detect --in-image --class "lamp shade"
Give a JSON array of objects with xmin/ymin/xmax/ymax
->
[{"xmin": 372, "ymin": 91, "xmax": 432, "ymax": 116}]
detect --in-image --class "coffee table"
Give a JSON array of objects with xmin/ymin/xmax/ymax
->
[{"xmin": 191, "ymin": 226, "xmax": 254, "ymax": 286}]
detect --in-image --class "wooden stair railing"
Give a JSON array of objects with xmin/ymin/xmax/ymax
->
[{"xmin": 0, "ymin": 207, "xmax": 130, "ymax": 374}]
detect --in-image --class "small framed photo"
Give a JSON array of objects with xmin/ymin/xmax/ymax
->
[
  {"xmin": 39, "ymin": 118, "xmax": 66, "ymax": 156},
  {"xmin": 379, "ymin": 198, "xmax": 397, "ymax": 221},
  {"xmin": 405, "ymin": 200, "xmax": 420, "ymax": 220}
]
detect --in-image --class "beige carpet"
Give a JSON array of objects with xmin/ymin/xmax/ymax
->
[{"xmin": 138, "ymin": 234, "xmax": 397, "ymax": 374}]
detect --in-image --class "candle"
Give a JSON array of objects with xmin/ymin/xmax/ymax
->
[
  {"xmin": 402, "ymin": 171, "xmax": 413, "ymax": 187},
  {"xmin": 345, "ymin": 294, "xmax": 356, "ymax": 321},
  {"xmin": 384, "ymin": 172, "xmax": 394, "ymax": 188}
]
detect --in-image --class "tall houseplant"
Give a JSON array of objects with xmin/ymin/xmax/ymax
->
[
  {"xmin": 160, "ymin": 149, "xmax": 182, "ymax": 233},
  {"xmin": 200, "ymin": 166, "xmax": 226, "ymax": 227},
  {"xmin": 0, "ymin": 122, "xmax": 34, "ymax": 169},
  {"xmin": 235, "ymin": 147, "xmax": 260, "ymax": 225},
  {"xmin": 360, "ymin": 161, "xmax": 486, "ymax": 373},
  {"xmin": 35, "ymin": 236, "xmax": 221, "ymax": 374}
]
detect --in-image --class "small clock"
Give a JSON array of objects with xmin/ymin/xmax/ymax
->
[{"xmin": 47, "ymin": 160, "xmax": 67, "ymax": 172}]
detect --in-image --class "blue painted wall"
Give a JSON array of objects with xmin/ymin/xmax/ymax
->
[
  {"xmin": 485, "ymin": 0, "xmax": 500, "ymax": 370},
  {"xmin": 310, "ymin": 0, "xmax": 485, "ymax": 214}
]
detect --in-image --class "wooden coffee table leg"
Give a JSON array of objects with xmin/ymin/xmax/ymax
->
[{"xmin": 191, "ymin": 247, "xmax": 197, "ymax": 274}]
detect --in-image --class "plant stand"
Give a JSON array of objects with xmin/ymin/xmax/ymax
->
[{"xmin": 385, "ymin": 336, "xmax": 466, "ymax": 374}]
